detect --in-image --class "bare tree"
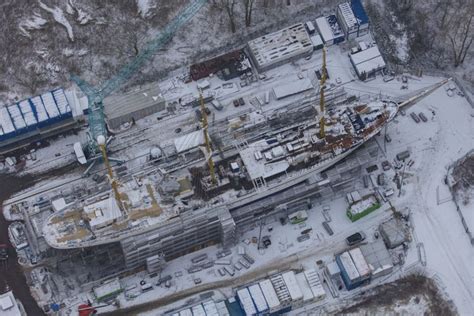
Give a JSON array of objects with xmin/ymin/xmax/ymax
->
[
  {"xmin": 221, "ymin": 0, "xmax": 237, "ymax": 33},
  {"xmin": 448, "ymin": 14, "xmax": 473, "ymax": 67},
  {"xmin": 242, "ymin": 0, "xmax": 255, "ymax": 27}
]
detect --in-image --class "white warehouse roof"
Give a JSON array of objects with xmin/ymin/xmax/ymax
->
[
  {"xmin": 315, "ymin": 17, "xmax": 334, "ymax": 44},
  {"xmin": 339, "ymin": 251, "xmax": 360, "ymax": 281},
  {"xmin": 349, "ymin": 248, "xmax": 371, "ymax": 277},
  {"xmin": 248, "ymin": 284, "xmax": 268, "ymax": 313},
  {"xmin": 237, "ymin": 288, "xmax": 257, "ymax": 316},
  {"xmin": 259, "ymin": 279, "xmax": 281, "ymax": 310},
  {"xmin": 282, "ymin": 271, "xmax": 304, "ymax": 301},
  {"xmin": 338, "ymin": 3, "xmax": 358, "ymax": 28},
  {"xmin": 248, "ymin": 23, "xmax": 312, "ymax": 70}
]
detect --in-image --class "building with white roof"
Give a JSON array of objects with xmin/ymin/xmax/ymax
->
[
  {"xmin": 282, "ymin": 271, "xmax": 304, "ymax": 307},
  {"xmin": 179, "ymin": 309, "xmax": 193, "ymax": 316},
  {"xmin": 349, "ymin": 45, "xmax": 386, "ymax": 80},
  {"xmin": 202, "ymin": 300, "xmax": 219, "ymax": 316},
  {"xmin": 295, "ymin": 272, "xmax": 315, "ymax": 303},
  {"xmin": 237, "ymin": 288, "xmax": 257, "ymax": 316},
  {"xmin": 191, "ymin": 304, "xmax": 206, "ymax": 316},
  {"xmin": 315, "ymin": 17, "xmax": 334, "ymax": 46},
  {"xmin": 337, "ymin": 2, "xmax": 359, "ymax": 39},
  {"xmin": 349, "ymin": 248, "xmax": 371, "ymax": 278},
  {"xmin": 247, "ymin": 23, "xmax": 313, "ymax": 72},
  {"xmin": 303, "ymin": 269, "xmax": 327, "ymax": 301},
  {"xmin": 259, "ymin": 279, "xmax": 281, "ymax": 313},
  {"xmin": 0, "ymin": 291, "xmax": 24, "ymax": 316},
  {"xmin": 248, "ymin": 284, "xmax": 269, "ymax": 314}
]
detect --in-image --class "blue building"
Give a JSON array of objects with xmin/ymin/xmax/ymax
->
[{"xmin": 0, "ymin": 88, "xmax": 77, "ymax": 153}]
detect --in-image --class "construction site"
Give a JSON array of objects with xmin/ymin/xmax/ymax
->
[{"xmin": 0, "ymin": 1, "xmax": 473, "ymax": 316}]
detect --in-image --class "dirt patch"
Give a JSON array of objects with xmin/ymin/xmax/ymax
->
[{"xmin": 337, "ymin": 275, "xmax": 457, "ymax": 316}]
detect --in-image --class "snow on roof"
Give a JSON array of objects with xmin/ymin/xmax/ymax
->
[
  {"xmin": 84, "ymin": 195, "xmax": 122, "ymax": 230},
  {"xmin": 315, "ymin": 17, "xmax": 334, "ymax": 43},
  {"xmin": 248, "ymin": 284, "xmax": 268, "ymax": 312},
  {"xmin": 93, "ymin": 278, "xmax": 121, "ymax": 299},
  {"xmin": 259, "ymin": 279, "xmax": 280, "ymax": 309},
  {"xmin": 303, "ymin": 269, "xmax": 326, "ymax": 300},
  {"xmin": 354, "ymin": 56, "xmax": 386, "ymax": 75},
  {"xmin": 338, "ymin": 3, "xmax": 358, "ymax": 28},
  {"xmin": 179, "ymin": 309, "xmax": 192, "ymax": 316},
  {"xmin": 52, "ymin": 198, "xmax": 68, "ymax": 212},
  {"xmin": 295, "ymin": 272, "xmax": 314, "ymax": 302},
  {"xmin": 191, "ymin": 304, "xmax": 206, "ymax": 316},
  {"xmin": 248, "ymin": 23, "xmax": 312, "ymax": 69},
  {"xmin": 0, "ymin": 107, "xmax": 15, "ymax": 134},
  {"xmin": 202, "ymin": 300, "xmax": 219, "ymax": 316},
  {"xmin": 282, "ymin": 271, "xmax": 304, "ymax": 301},
  {"xmin": 350, "ymin": 46, "xmax": 383, "ymax": 65},
  {"xmin": 174, "ymin": 129, "xmax": 205, "ymax": 153},
  {"xmin": 270, "ymin": 274, "xmax": 292, "ymax": 303},
  {"xmin": 0, "ymin": 291, "xmax": 21, "ymax": 316},
  {"xmin": 239, "ymin": 143, "xmax": 290, "ymax": 180},
  {"xmin": 7, "ymin": 105, "xmax": 26, "ymax": 130},
  {"xmin": 349, "ymin": 248, "xmax": 371, "ymax": 277},
  {"xmin": 104, "ymin": 83, "xmax": 165, "ymax": 121},
  {"xmin": 272, "ymin": 78, "xmax": 313, "ymax": 99},
  {"xmin": 0, "ymin": 89, "xmax": 71, "ymax": 140},
  {"xmin": 326, "ymin": 261, "xmax": 341, "ymax": 276},
  {"xmin": 42, "ymin": 91, "xmax": 60, "ymax": 118},
  {"xmin": 360, "ymin": 239, "xmax": 393, "ymax": 275},
  {"xmin": 310, "ymin": 34, "xmax": 324, "ymax": 48},
  {"xmin": 349, "ymin": 195, "xmax": 378, "ymax": 215},
  {"xmin": 237, "ymin": 288, "xmax": 257, "ymax": 316},
  {"xmin": 339, "ymin": 251, "xmax": 360, "ymax": 281},
  {"xmin": 215, "ymin": 301, "xmax": 230, "ymax": 316}
]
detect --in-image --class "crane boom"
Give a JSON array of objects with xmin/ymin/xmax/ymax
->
[
  {"xmin": 319, "ymin": 46, "xmax": 327, "ymax": 139},
  {"xmin": 71, "ymin": 0, "xmax": 209, "ymax": 155},
  {"xmin": 199, "ymin": 93, "xmax": 217, "ymax": 185}
]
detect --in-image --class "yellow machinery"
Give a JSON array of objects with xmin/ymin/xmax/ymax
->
[
  {"xmin": 199, "ymin": 93, "xmax": 217, "ymax": 185},
  {"xmin": 97, "ymin": 135, "xmax": 125, "ymax": 212},
  {"xmin": 319, "ymin": 46, "xmax": 327, "ymax": 139}
]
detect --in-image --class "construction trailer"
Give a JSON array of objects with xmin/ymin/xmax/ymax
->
[
  {"xmin": 346, "ymin": 194, "xmax": 381, "ymax": 222},
  {"xmin": 350, "ymin": 0, "xmax": 370, "ymax": 36}
]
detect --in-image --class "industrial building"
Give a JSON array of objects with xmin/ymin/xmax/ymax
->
[
  {"xmin": 103, "ymin": 83, "xmax": 167, "ymax": 130},
  {"xmin": 350, "ymin": 0, "xmax": 370, "ymax": 36},
  {"xmin": 349, "ymin": 45, "xmax": 386, "ymax": 80},
  {"xmin": 379, "ymin": 217, "xmax": 408, "ymax": 249},
  {"xmin": 337, "ymin": 3, "xmax": 359, "ymax": 39},
  {"xmin": 247, "ymin": 23, "xmax": 313, "ymax": 72},
  {"xmin": 336, "ymin": 249, "xmax": 371, "ymax": 290},
  {"xmin": 190, "ymin": 49, "xmax": 252, "ymax": 81},
  {"xmin": 360, "ymin": 239, "xmax": 394, "ymax": 278},
  {"xmin": 0, "ymin": 291, "xmax": 25, "ymax": 316},
  {"xmin": 0, "ymin": 88, "xmax": 78, "ymax": 154},
  {"xmin": 315, "ymin": 16, "xmax": 344, "ymax": 46}
]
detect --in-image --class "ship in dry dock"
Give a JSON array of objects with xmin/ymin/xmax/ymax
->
[{"xmin": 43, "ymin": 99, "xmax": 398, "ymax": 251}]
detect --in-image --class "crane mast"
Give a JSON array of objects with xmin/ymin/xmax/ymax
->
[
  {"xmin": 71, "ymin": 0, "xmax": 209, "ymax": 156},
  {"xmin": 319, "ymin": 46, "xmax": 327, "ymax": 139},
  {"xmin": 199, "ymin": 93, "xmax": 217, "ymax": 185}
]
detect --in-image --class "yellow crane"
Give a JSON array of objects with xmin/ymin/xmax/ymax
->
[
  {"xmin": 97, "ymin": 135, "xmax": 125, "ymax": 212},
  {"xmin": 319, "ymin": 46, "xmax": 327, "ymax": 139},
  {"xmin": 199, "ymin": 93, "xmax": 217, "ymax": 185}
]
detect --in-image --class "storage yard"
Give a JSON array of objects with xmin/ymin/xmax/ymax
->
[{"xmin": 0, "ymin": 1, "xmax": 473, "ymax": 316}]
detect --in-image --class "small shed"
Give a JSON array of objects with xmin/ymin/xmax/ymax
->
[
  {"xmin": 360, "ymin": 239, "xmax": 394, "ymax": 278},
  {"xmin": 379, "ymin": 217, "xmax": 407, "ymax": 249}
]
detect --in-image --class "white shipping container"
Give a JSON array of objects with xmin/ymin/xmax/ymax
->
[
  {"xmin": 259, "ymin": 279, "xmax": 280, "ymax": 311},
  {"xmin": 282, "ymin": 271, "xmax": 303, "ymax": 301}
]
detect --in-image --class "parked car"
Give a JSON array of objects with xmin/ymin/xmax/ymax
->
[
  {"xmin": 382, "ymin": 161, "xmax": 391, "ymax": 171},
  {"xmin": 346, "ymin": 232, "xmax": 366, "ymax": 246}
]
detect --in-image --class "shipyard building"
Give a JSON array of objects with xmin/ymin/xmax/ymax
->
[
  {"xmin": 0, "ymin": 88, "xmax": 78, "ymax": 154},
  {"xmin": 247, "ymin": 23, "xmax": 313, "ymax": 72}
]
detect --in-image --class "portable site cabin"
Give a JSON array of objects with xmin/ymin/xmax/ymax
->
[{"xmin": 347, "ymin": 194, "xmax": 381, "ymax": 222}]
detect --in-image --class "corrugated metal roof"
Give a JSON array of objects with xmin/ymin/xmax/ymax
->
[{"xmin": 248, "ymin": 284, "xmax": 268, "ymax": 313}]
